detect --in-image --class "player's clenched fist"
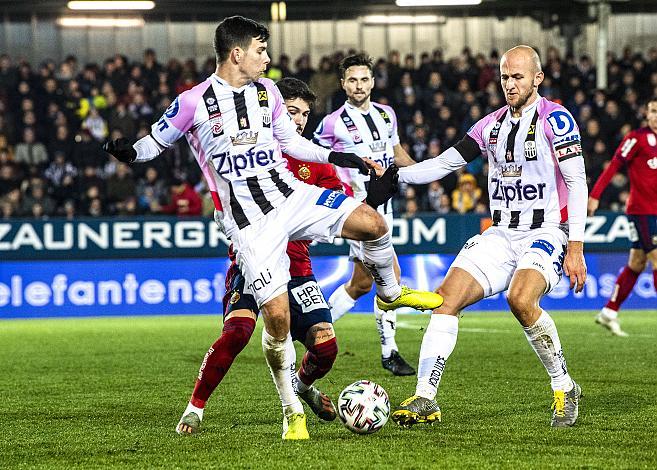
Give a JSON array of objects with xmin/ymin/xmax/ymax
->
[{"xmin": 103, "ymin": 138, "xmax": 137, "ymax": 163}]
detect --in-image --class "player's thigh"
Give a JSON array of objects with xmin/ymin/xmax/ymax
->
[
  {"xmin": 285, "ymin": 183, "xmax": 363, "ymax": 242},
  {"xmin": 507, "ymin": 269, "xmax": 547, "ymax": 325},
  {"xmin": 287, "ymin": 275, "xmax": 333, "ymax": 345},
  {"xmin": 450, "ymin": 228, "xmax": 516, "ymax": 299},
  {"xmin": 515, "ymin": 228, "xmax": 568, "ymax": 295},
  {"xmin": 627, "ymin": 248, "xmax": 648, "ymax": 272},
  {"xmin": 232, "ymin": 216, "xmax": 290, "ymax": 308},
  {"xmin": 436, "ymin": 267, "xmax": 486, "ymax": 315}
]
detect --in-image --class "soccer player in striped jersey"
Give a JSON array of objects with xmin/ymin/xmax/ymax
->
[
  {"xmin": 176, "ymin": 78, "xmax": 349, "ymax": 436},
  {"xmin": 384, "ymin": 45, "xmax": 587, "ymax": 428},
  {"xmin": 314, "ymin": 53, "xmax": 418, "ymax": 377},
  {"xmin": 588, "ymin": 97, "xmax": 657, "ymax": 337}
]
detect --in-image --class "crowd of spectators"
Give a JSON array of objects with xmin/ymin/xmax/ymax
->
[{"xmin": 1, "ymin": 44, "xmax": 656, "ymax": 220}]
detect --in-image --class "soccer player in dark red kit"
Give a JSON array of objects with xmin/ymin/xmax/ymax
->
[
  {"xmin": 176, "ymin": 77, "xmax": 397, "ymax": 436},
  {"xmin": 588, "ymin": 97, "xmax": 657, "ymax": 337}
]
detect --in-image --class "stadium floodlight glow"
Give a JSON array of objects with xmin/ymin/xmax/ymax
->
[
  {"xmin": 67, "ymin": 1, "xmax": 155, "ymax": 10},
  {"xmin": 57, "ymin": 16, "xmax": 145, "ymax": 27},
  {"xmin": 395, "ymin": 0, "xmax": 482, "ymax": 6},
  {"xmin": 362, "ymin": 14, "xmax": 444, "ymax": 24}
]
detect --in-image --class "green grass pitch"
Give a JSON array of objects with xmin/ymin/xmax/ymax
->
[{"xmin": 1, "ymin": 310, "xmax": 656, "ymax": 469}]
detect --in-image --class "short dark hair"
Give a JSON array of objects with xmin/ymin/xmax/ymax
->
[
  {"xmin": 214, "ymin": 16, "xmax": 269, "ymax": 63},
  {"xmin": 339, "ymin": 53, "xmax": 373, "ymax": 78},
  {"xmin": 276, "ymin": 78, "xmax": 316, "ymax": 109}
]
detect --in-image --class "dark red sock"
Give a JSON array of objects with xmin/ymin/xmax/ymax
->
[
  {"xmin": 298, "ymin": 337, "xmax": 338, "ymax": 386},
  {"xmin": 605, "ymin": 266, "xmax": 640, "ymax": 311},
  {"xmin": 190, "ymin": 316, "xmax": 256, "ymax": 408},
  {"xmin": 653, "ymin": 270, "xmax": 657, "ymax": 293}
]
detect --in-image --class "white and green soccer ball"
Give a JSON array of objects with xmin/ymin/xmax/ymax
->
[{"xmin": 337, "ymin": 380, "xmax": 390, "ymax": 434}]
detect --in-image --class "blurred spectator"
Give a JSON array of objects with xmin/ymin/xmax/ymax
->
[
  {"xmin": 20, "ymin": 183, "xmax": 55, "ymax": 216},
  {"xmin": 136, "ymin": 167, "xmax": 167, "ymax": 213},
  {"xmin": 309, "ymin": 56, "xmax": 338, "ymax": 115},
  {"xmin": 14, "ymin": 128, "xmax": 48, "ymax": 167},
  {"xmin": 153, "ymin": 177, "xmax": 202, "ymax": 216},
  {"xmin": 451, "ymin": 173, "xmax": 481, "ymax": 214},
  {"xmin": 106, "ymin": 163, "xmax": 137, "ymax": 212},
  {"xmin": 45, "ymin": 151, "xmax": 78, "ymax": 187}
]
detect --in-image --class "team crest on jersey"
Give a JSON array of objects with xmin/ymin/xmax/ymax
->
[
  {"xmin": 352, "ymin": 131, "xmax": 362, "ymax": 143},
  {"xmin": 647, "ymin": 133, "xmax": 657, "ymax": 147},
  {"xmin": 524, "ymin": 141, "xmax": 537, "ymax": 161},
  {"xmin": 239, "ymin": 116, "xmax": 248, "ymax": 128},
  {"xmin": 210, "ymin": 113, "xmax": 223, "ymax": 136},
  {"xmin": 229, "ymin": 291, "xmax": 240, "ymax": 304},
  {"xmin": 298, "ymin": 164, "xmax": 311, "ymax": 180},
  {"xmin": 231, "ymin": 130, "xmax": 258, "ymax": 146},
  {"xmin": 261, "ymin": 106, "xmax": 272, "ymax": 126},
  {"xmin": 501, "ymin": 163, "xmax": 522, "ymax": 177},
  {"xmin": 369, "ymin": 141, "xmax": 386, "ymax": 153}
]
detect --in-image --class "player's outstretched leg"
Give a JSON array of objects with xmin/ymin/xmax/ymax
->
[
  {"xmin": 296, "ymin": 337, "xmax": 338, "ymax": 421},
  {"xmin": 374, "ymin": 300, "xmax": 415, "ymax": 376},
  {"xmin": 176, "ymin": 316, "xmax": 256, "ymax": 435},
  {"xmin": 551, "ymin": 382, "xmax": 582, "ymax": 428},
  {"xmin": 392, "ymin": 313, "xmax": 458, "ymax": 427}
]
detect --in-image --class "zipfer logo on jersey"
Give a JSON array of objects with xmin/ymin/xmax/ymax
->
[
  {"xmin": 211, "ymin": 148, "xmax": 276, "ymax": 176},
  {"xmin": 491, "ymin": 178, "xmax": 547, "ymax": 207}
]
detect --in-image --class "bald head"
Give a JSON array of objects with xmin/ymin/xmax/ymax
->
[
  {"xmin": 501, "ymin": 45, "xmax": 542, "ymax": 74},
  {"xmin": 500, "ymin": 45, "xmax": 544, "ymax": 115}
]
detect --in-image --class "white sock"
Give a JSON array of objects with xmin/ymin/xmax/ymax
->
[
  {"xmin": 374, "ymin": 298, "xmax": 398, "ymax": 358},
  {"xmin": 600, "ymin": 307, "xmax": 618, "ymax": 320},
  {"xmin": 361, "ymin": 232, "xmax": 402, "ymax": 301},
  {"xmin": 329, "ymin": 284, "xmax": 356, "ymax": 322},
  {"xmin": 415, "ymin": 314, "xmax": 459, "ymax": 400},
  {"xmin": 286, "ymin": 338, "xmax": 302, "ymax": 394},
  {"xmin": 295, "ymin": 371, "xmax": 310, "ymax": 394},
  {"xmin": 262, "ymin": 329, "xmax": 304, "ymax": 415},
  {"xmin": 183, "ymin": 402, "xmax": 204, "ymax": 421},
  {"xmin": 523, "ymin": 310, "xmax": 574, "ymax": 392}
]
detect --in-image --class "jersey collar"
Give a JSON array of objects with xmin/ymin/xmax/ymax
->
[
  {"xmin": 211, "ymin": 73, "xmax": 252, "ymax": 92},
  {"xmin": 344, "ymin": 100, "xmax": 372, "ymax": 114}
]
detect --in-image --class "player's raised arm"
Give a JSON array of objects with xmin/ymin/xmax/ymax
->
[
  {"xmin": 397, "ymin": 133, "xmax": 481, "ymax": 184},
  {"xmin": 104, "ymin": 85, "xmax": 204, "ymax": 163},
  {"xmin": 269, "ymin": 83, "xmax": 368, "ymax": 174}
]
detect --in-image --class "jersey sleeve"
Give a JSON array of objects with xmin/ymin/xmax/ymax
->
[
  {"xmin": 590, "ymin": 130, "xmax": 638, "ymax": 199},
  {"xmin": 544, "ymin": 106, "xmax": 582, "ymax": 162},
  {"xmin": 150, "ymin": 82, "xmax": 208, "ymax": 147},
  {"xmin": 466, "ymin": 116, "xmax": 489, "ymax": 155},
  {"xmin": 384, "ymin": 104, "xmax": 401, "ymax": 147},
  {"xmin": 312, "ymin": 115, "xmax": 336, "ymax": 149}
]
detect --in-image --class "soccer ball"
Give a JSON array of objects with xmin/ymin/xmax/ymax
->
[{"xmin": 337, "ymin": 380, "xmax": 390, "ymax": 434}]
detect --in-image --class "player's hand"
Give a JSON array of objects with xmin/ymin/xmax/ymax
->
[
  {"xmin": 214, "ymin": 209, "xmax": 225, "ymax": 234},
  {"xmin": 103, "ymin": 138, "xmax": 137, "ymax": 163},
  {"xmin": 328, "ymin": 151, "xmax": 368, "ymax": 175},
  {"xmin": 587, "ymin": 197, "xmax": 599, "ymax": 216},
  {"xmin": 365, "ymin": 165, "xmax": 399, "ymax": 209},
  {"xmin": 363, "ymin": 157, "xmax": 385, "ymax": 176},
  {"xmin": 563, "ymin": 241, "xmax": 587, "ymax": 293}
]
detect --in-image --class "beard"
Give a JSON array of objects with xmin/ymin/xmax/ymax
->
[{"xmin": 507, "ymin": 87, "xmax": 534, "ymax": 111}]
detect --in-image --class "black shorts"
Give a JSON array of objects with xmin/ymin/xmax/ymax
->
[
  {"xmin": 223, "ymin": 265, "xmax": 332, "ymax": 343},
  {"xmin": 628, "ymin": 215, "xmax": 657, "ymax": 253}
]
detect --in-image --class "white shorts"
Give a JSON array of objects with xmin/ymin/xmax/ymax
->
[
  {"xmin": 347, "ymin": 211, "xmax": 394, "ymax": 262},
  {"xmin": 451, "ymin": 226, "xmax": 568, "ymax": 297},
  {"xmin": 231, "ymin": 182, "xmax": 362, "ymax": 307}
]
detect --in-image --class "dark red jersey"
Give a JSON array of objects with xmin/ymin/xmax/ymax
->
[
  {"xmin": 220, "ymin": 154, "xmax": 343, "ymax": 277},
  {"xmin": 284, "ymin": 154, "xmax": 343, "ymax": 277},
  {"xmin": 590, "ymin": 127, "xmax": 657, "ymax": 215}
]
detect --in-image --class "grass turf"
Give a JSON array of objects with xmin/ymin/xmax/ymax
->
[{"xmin": 1, "ymin": 310, "xmax": 656, "ymax": 469}]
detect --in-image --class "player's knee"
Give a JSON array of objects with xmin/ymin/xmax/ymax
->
[
  {"xmin": 506, "ymin": 291, "xmax": 536, "ymax": 317},
  {"xmin": 347, "ymin": 278, "xmax": 373, "ymax": 298},
  {"xmin": 628, "ymin": 258, "xmax": 647, "ymax": 272},
  {"xmin": 223, "ymin": 317, "xmax": 256, "ymax": 352}
]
